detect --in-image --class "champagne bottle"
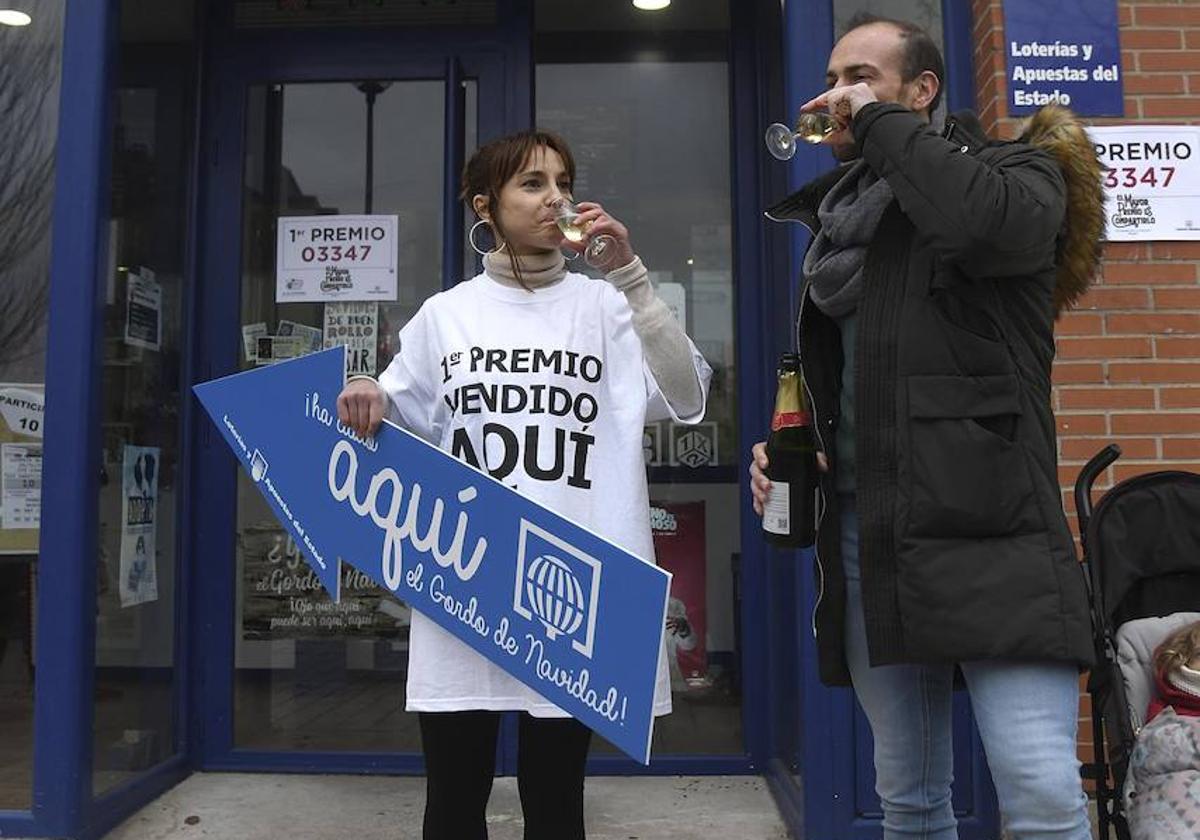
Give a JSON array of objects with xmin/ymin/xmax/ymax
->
[{"xmin": 762, "ymin": 352, "xmax": 818, "ymax": 548}]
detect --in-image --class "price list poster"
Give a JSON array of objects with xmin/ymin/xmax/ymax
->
[{"xmin": 0, "ymin": 384, "xmax": 44, "ymax": 553}]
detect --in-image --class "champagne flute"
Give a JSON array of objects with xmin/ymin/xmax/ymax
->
[
  {"xmin": 552, "ymin": 199, "xmax": 615, "ymax": 268},
  {"xmin": 764, "ymin": 111, "xmax": 840, "ymax": 160}
]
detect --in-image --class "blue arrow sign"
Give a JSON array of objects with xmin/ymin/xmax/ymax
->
[{"xmin": 193, "ymin": 347, "xmax": 670, "ymax": 763}]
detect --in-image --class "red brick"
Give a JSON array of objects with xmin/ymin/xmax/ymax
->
[
  {"xmin": 1164, "ymin": 438, "xmax": 1200, "ymax": 459},
  {"xmin": 1060, "ymin": 464, "xmax": 1087, "ymax": 487},
  {"xmin": 1102, "ymin": 262, "xmax": 1196, "ymax": 284},
  {"xmin": 1124, "ymin": 97, "xmax": 1142, "ymax": 119},
  {"xmin": 1055, "ymin": 313, "xmax": 1105, "ymax": 336},
  {"xmin": 1156, "ymin": 337, "xmax": 1200, "ymax": 359},
  {"xmin": 1121, "ymin": 73, "xmax": 1187, "ymax": 95},
  {"xmin": 1057, "ymin": 388, "xmax": 1156, "ymax": 410},
  {"xmin": 1123, "ymin": 53, "xmax": 1139, "ymax": 74},
  {"xmin": 1076, "ymin": 287, "xmax": 1152, "ymax": 310},
  {"xmin": 1134, "ymin": 6, "xmax": 1200, "ymax": 26},
  {"xmin": 1053, "ymin": 363, "xmax": 1107, "ymax": 384},
  {"xmin": 1152, "ymin": 242, "xmax": 1200, "ymax": 260},
  {"xmin": 1061, "ymin": 436, "xmax": 1157, "ymax": 460},
  {"xmin": 1107, "ymin": 313, "xmax": 1200, "ymax": 335},
  {"xmin": 1142, "ymin": 98, "xmax": 1200, "ymax": 119},
  {"xmin": 1187, "ymin": 30, "xmax": 1200, "ymax": 51},
  {"xmin": 1154, "ymin": 288, "xmax": 1200, "ymax": 309},
  {"xmin": 978, "ymin": 77, "xmax": 1002, "ymax": 107},
  {"xmin": 1109, "ymin": 362, "xmax": 1200, "ymax": 383},
  {"xmin": 1122, "ymin": 29, "xmax": 1184, "ymax": 50},
  {"xmin": 972, "ymin": 4, "xmax": 995, "ymax": 39},
  {"xmin": 1057, "ymin": 337, "xmax": 1152, "ymax": 359},
  {"xmin": 1110, "ymin": 412, "xmax": 1200, "ymax": 434},
  {"xmin": 1139, "ymin": 51, "xmax": 1200, "ymax": 72},
  {"xmin": 1056, "ymin": 414, "xmax": 1108, "ymax": 435},
  {"xmin": 1103, "ymin": 243, "xmax": 1151, "ymax": 260},
  {"xmin": 1161, "ymin": 388, "xmax": 1200, "ymax": 409}
]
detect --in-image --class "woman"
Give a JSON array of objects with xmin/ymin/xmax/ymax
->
[{"xmin": 337, "ymin": 129, "xmax": 711, "ymax": 840}]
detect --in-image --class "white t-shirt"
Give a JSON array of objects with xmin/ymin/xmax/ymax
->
[{"xmin": 378, "ymin": 269, "xmax": 713, "ymax": 717}]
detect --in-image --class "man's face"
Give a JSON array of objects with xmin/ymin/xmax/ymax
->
[{"xmin": 824, "ymin": 22, "xmax": 922, "ymax": 161}]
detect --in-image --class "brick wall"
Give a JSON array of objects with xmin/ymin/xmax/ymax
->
[{"xmin": 972, "ymin": 0, "xmax": 1200, "ymax": 789}]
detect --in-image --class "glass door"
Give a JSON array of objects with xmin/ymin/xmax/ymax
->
[
  {"xmin": 233, "ymin": 77, "xmax": 478, "ymax": 754},
  {"xmin": 193, "ymin": 34, "xmax": 508, "ymax": 768}
]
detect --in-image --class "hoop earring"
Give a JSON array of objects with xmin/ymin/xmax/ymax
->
[{"xmin": 468, "ymin": 219, "xmax": 507, "ymax": 256}]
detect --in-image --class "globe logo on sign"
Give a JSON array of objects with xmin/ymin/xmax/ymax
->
[
  {"xmin": 514, "ymin": 520, "xmax": 602, "ymax": 658},
  {"xmin": 525, "ymin": 554, "xmax": 586, "ymax": 640}
]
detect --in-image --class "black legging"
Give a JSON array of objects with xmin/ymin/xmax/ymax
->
[{"xmin": 418, "ymin": 710, "xmax": 593, "ymax": 840}]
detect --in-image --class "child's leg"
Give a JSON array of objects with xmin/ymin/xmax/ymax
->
[
  {"xmin": 516, "ymin": 713, "xmax": 593, "ymax": 840},
  {"xmin": 419, "ymin": 710, "xmax": 501, "ymax": 840}
]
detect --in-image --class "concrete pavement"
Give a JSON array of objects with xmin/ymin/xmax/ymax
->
[{"xmin": 97, "ymin": 773, "xmax": 791, "ymax": 839}]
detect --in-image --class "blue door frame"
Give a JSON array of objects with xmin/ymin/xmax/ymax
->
[{"xmin": 187, "ymin": 0, "xmax": 777, "ymax": 781}]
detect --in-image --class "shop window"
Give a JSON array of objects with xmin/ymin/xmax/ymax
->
[
  {"xmin": 0, "ymin": 0, "xmax": 65, "ymax": 812},
  {"xmin": 535, "ymin": 0, "xmax": 744, "ymax": 758}
]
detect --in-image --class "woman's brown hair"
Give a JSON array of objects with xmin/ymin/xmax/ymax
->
[
  {"xmin": 1153, "ymin": 620, "xmax": 1200, "ymax": 675},
  {"xmin": 460, "ymin": 129, "xmax": 576, "ymax": 290}
]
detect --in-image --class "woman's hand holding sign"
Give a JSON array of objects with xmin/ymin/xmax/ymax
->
[{"xmin": 338, "ymin": 378, "xmax": 387, "ymax": 438}]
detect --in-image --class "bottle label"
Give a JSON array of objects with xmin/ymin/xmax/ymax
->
[
  {"xmin": 771, "ymin": 411, "xmax": 811, "ymax": 431},
  {"xmin": 762, "ymin": 481, "xmax": 791, "ymax": 535}
]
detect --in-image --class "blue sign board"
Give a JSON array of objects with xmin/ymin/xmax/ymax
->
[
  {"xmin": 194, "ymin": 348, "xmax": 670, "ymax": 763},
  {"xmin": 1003, "ymin": 0, "xmax": 1124, "ymax": 116}
]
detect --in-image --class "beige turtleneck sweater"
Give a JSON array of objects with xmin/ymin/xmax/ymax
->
[{"xmin": 482, "ymin": 250, "xmax": 705, "ymax": 419}]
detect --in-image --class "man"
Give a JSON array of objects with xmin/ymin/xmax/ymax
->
[{"xmin": 749, "ymin": 14, "xmax": 1104, "ymax": 839}]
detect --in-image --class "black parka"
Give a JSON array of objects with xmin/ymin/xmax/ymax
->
[{"xmin": 768, "ymin": 102, "xmax": 1096, "ymax": 686}]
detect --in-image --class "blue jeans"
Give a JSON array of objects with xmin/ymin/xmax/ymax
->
[{"xmin": 840, "ymin": 499, "xmax": 1092, "ymax": 840}]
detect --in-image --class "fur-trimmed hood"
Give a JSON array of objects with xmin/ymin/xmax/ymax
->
[{"xmin": 1018, "ymin": 104, "xmax": 1106, "ymax": 315}]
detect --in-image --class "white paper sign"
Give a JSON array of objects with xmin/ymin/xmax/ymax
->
[
  {"xmin": 278, "ymin": 319, "xmax": 324, "ymax": 353},
  {"xmin": 1088, "ymin": 125, "xmax": 1200, "ymax": 241},
  {"xmin": 323, "ymin": 302, "xmax": 378, "ymax": 377},
  {"xmin": 1, "ymin": 443, "xmax": 42, "ymax": 530},
  {"xmin": 242, "ymin": 322, "xmax": 267, "ymax": 362},
  {"xmin": 276, "ymin": 215, "xmax": 399, "ymax": 302},
  {"xmin": 125, "ymin": 269, "xmax": 163, "ymax": 351},
  {"xmin": 119, "ymin": 445, "xmax": 159, "ymax": 607},
  {"xmin": 0, "ymin": 387, "xmax": 44, "ymax": 440}
]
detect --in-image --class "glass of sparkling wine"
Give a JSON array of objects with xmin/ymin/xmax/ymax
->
[
  {"xmin": 764, "ymin": 111, "xmax": 840, "ymax": 160},
  {"xmin": 552, "ymin": 199, "xmax": 615, "ymax": 267}
]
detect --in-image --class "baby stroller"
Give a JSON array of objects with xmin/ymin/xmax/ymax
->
[{"xmin": 1074, "ymin": 444, "xmax": 1200, "ymax": 839}]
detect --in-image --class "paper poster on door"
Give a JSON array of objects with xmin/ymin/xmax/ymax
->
[
  {"xmin": 0, "ymin": 384, "xmax": 44, "ymax": 553},
  {"xmin": 125, "ymin": 268, "xmax": 162, "ymax": 351},
  {"xmin": 1, "ymin": 444, "xmax": 42, "ymax": 531},
  {"xmin": 276, "ymin": 215, "xmax": 398, "ymax": 303},
  {"xmin": 240, "ymin": 521, "xmax": 411, "ymax": 642},
  {"xmin": 323, "ymin": 302, "xmax": 378, "ymax": 377},
  {"xmin": 651, "ymin": 501, "xmax": 707, "ymax": 690},
  {"xmin": 120, "ymin": 446, "xmax": 159, "ymax": 607}
]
